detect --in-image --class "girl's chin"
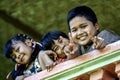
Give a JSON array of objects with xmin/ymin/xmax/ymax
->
[{"xmin": 78, "ymin": 41, "xmax": 88, "ymax": 46}]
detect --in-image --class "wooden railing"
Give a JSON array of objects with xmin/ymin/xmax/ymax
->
[{"xmin": 25, "ymin": 40, "xmax": 120, "ymax": 80}]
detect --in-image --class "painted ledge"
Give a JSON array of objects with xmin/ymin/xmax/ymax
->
[{"xmin": 25, "ymin": 40, "xmax": 120, "ymax": 80}]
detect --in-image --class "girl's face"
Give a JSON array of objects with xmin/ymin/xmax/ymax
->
[
  {"xmin": 51, "ymin": 36, "xmax": 69, "ymax": 58},
  {"xmin": 11, "ymin": 41, "xmax": 32, "ymax": 64},
  {"xmin": 69, "ymin": 16, "xmax": 99, "ymax": 46}
]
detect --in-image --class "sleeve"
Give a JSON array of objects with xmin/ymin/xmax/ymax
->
[
  {"xmin": 10, "ymin": 65, "xmax": 24, "ymax": 80},
  {"xmin": 97, "ymin": 30, "xmax": 120, "ymax": 44}
]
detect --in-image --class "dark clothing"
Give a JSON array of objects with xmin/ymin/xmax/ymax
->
[{"xmin": 79, "ymin": 30, "xmax": 120, "ymax": 55}]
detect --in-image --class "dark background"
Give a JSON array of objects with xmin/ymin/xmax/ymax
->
[{"xmin": 0, "ymin": 0, "xmax": 120, "ymax": 79}]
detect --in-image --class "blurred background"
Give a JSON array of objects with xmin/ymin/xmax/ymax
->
[{"xmin": 0, "ymin": 0, "xmax": 120, "ymax": 79}]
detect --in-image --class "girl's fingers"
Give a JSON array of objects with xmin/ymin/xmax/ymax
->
[
  {"xmin": 71, "ymin": 45, "xmax": 79, "ymax": 54},
  {"xmin": 92, "ymin": 36, "xmax": 98, "ymax": 45},
  {"xmin": 46, "ymin": 65, "xmax": 51, "ymax": 72},
  {"xmin": 91, "ymin": 36, "xmax": 97, "ymax": 48},
  {"xmin": 47, "ymin": 51, "xmax": 57, "ymax": 60},
  {"xmin": 93, "ymin": 37, "xmax": 105, "ymax": 49},
  {"xmin": 53, "ymin": 52, "xmax": 57, "ymax": 61},
  {"xmin": 46, "ymin": 62, "xmax": 57, "ymax": 72},
  {"xmin": 95, "ymin": 40, "xmax": 102, "ymax": 49},
  {"xmin": 49, "ymin": 66, "xmax": 53, "ymax": 72},
  {"xmin": 68, "ymin": 32, "xmax": 74, "ymax": 43},
  {"xmin": 97, "ymin": 41, "xmax": 106, "ymax": 49}
]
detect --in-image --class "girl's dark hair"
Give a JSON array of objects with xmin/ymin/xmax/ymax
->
[
  {"xmin": 67, "ymin": 5, "xmax": 98, "ymax": 30},
  {"xmin": 4, "ymin": 34, "xmax": 31, "ymax": 60},
  {"xmin": 41, "ymin": 30, "xmax": 68, "ymax": 50}
]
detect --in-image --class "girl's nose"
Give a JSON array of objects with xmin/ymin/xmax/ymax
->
[
  {"xmin": 16, "ymin": 53, "xmax": 20, "ymax": 59},
  {"xmin": 59, "ymin": 43, "xmax": 65, "ymax": 50},
  {"xmin": 77, "ymin": 29, "xmax": 84, "ymax": 35}
]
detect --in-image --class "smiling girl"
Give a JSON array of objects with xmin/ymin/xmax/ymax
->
[
  {"xmin": 67, "ymin": 6, "xmax": 120, "ymax": 54},
  {"xmin": 4, "ymin": 34, "xmax": 55, "ymax": 80}
]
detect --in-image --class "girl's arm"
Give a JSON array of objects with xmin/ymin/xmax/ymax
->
[
  {"xmin": 38, "ymin": 50, "xmax": 56, "ymax": 71},
  {"xmin": 15, "ymin": 75, "xmax": 28, "ymax": 80}
]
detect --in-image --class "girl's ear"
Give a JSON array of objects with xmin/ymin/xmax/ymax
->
[
  {"xmin": 59, "ymin": 36, "xmax": 63, "ymax": 39},
  {"xmin": 25, "ymin": 39, "xmax": 32, "ymax": 47},
  {"xmin": 95, "ymin": 23, "xmax": 99, "ymax": 31},
  {"xmin": 59, "ymin": 36, "xmax": 64, "ymax": 40}
]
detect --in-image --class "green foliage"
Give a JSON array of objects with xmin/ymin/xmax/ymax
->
[{"xmin": 0, "ymin": 0, "xmax": 120, "ymax": 79}]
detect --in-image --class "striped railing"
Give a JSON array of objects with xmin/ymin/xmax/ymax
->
[{"xmin": 25, "ymin": 40, "xmax": 120, "ymax": 80}]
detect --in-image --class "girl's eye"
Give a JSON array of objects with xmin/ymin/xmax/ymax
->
[
  {"xmin": 11, "ymin": 54, "xmax": 16, "ymax": 60},
  {"xmin": 58, "ymin": 38, "xmax": 62, "ymax": 43},
  {"xmin": 54, "ymin": 46, "xmax": 59, "ymax": 52},
  {"xmin": 81, "ymin": 25, "xmax": 87, "ymax": 28},
  {"xmin": 71, "ymin": 28, "xmax": 76, "ymax": 32},
  {"xmin": 16, "ymin": 47, "xmax": 20, "ymax": 52}
]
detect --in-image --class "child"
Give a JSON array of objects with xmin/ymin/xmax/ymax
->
[
  {"xmin": 41, "ymin": 30, "xmax": 81, "ymax": 64},
  {"xmin": 67, "ymin": 5, "xmax": 120, "ymax": 54},
  {"xmin": 4, "ymin": 34, "xmax": 55, "ymax": 80}
]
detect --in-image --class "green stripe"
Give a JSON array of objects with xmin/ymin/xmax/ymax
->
[{"xmin": 44, "ymin": 49, "xmax": 120, "ymax": 80}]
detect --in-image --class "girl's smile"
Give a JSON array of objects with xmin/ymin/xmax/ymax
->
[
  {"xmin": 11, "ymin": 41, "xmax": 32, "ymax": 64},
  {"xmin": 69, "ymin": 16, "xmax": 99, "ymax": 46}
]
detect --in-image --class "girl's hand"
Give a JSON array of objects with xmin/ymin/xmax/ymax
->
[
  {"xmin": 64, "ymin": 33, "xmax": 79, "ymax": 59},
  {"xmin": 45, "ymin": 50, "xmax": 57, "ymax": 61},
  {"xmin": 39, "ymin": 51, "xmax": 57, "ymax": 71},
  {"xmin": 92, "ymin": 36, "xmax": 106, "ymax": 49},
  {"xmin": 46, "ymin": 62, "xmax": 57, "ymax": 72}
]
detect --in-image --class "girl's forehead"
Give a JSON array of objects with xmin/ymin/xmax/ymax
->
[
  {"xmin": 11, "ymin": 40, "xmax": 23, "ymax": 48},
  {"xmin": 12, "ymin": 40, "xmax": 23, "ymax": 44}
]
